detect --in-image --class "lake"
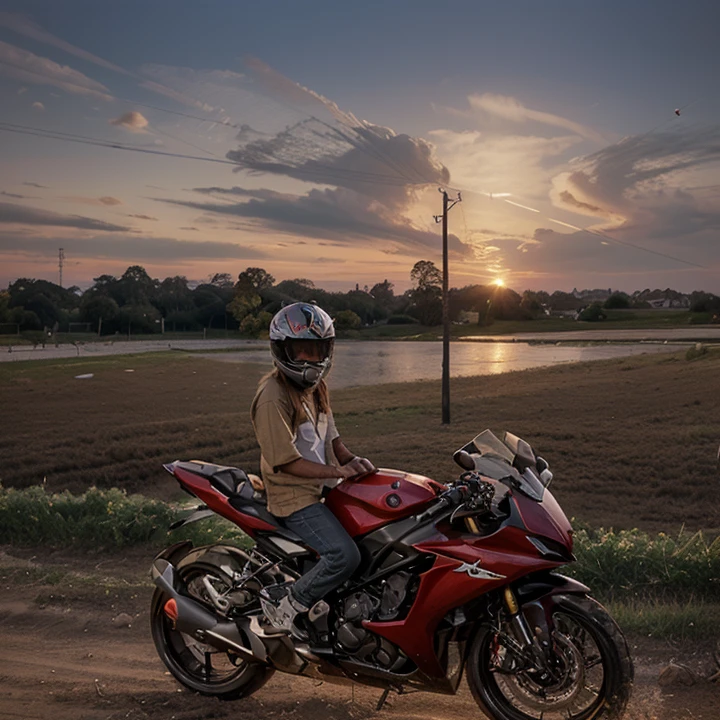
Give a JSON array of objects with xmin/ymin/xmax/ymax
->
[{"xmin": 198, "ymin": 340, "xmax": 688, "ymax": 389}]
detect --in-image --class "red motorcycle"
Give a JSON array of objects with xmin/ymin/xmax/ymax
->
[{"xmin": 150, "ymin": 430, "xmax": 633, "ymax": 720}]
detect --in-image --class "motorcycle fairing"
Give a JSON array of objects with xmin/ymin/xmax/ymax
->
[{"xmin": 363, "ymin": 523, "xmax": 566, "ymax": 678}]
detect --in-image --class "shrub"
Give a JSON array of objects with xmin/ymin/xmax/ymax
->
[
  {"xmin": 0, "ymin": 484, "xmax": 248, "ymax": 549},
  {"xmin": 577, "ymin": 303, "xmax": 606, "ymax": 322}
]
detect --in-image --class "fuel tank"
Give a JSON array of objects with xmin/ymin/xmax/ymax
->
[{"xmin": 325, "ymin": 469, "xmax": 443, "ymax": 537}]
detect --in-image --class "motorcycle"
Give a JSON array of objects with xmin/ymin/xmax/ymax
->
[{"xmin": 150, "ymin": 429, "xmax": 633, "ymax": 720}]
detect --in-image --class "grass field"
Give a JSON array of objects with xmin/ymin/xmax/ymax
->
[{"xmin": 1, "ymin": 346, "xmax": 719, "ymax": 535}]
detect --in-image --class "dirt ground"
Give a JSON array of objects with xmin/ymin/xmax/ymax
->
[{"xmin": 1, "ymin": 547, "xmax": 718, "ymax": 720}]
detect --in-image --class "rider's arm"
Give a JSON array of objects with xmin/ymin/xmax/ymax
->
[
  {"xmin": 332, "ymin": 437, "xmax": 356, "ymax": 466},
  {"xmin": 279, "ymin": 457, "xmax": 354, "ymax": 480}
]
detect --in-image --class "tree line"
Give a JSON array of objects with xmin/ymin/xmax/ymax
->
[{"xmin": 1, "ymin": 261, "xmax": 718, "ymax": 337}]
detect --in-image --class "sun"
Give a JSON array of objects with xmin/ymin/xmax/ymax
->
[{"xmin": 492, "ymin": 278, "xmax": 505, "ymax": 288}]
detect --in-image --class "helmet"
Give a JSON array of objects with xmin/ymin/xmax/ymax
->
[{"xmin": 269, "ymin": 303, "xmax": 335, "ymax": 389}]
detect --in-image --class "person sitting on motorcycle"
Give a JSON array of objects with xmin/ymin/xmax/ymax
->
[{"xmin": 251, "ymin": 302, "xmax": 374, "ymax": 634}]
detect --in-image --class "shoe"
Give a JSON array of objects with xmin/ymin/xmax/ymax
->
[{"xmin": 261, "ymin": 591, "xmax": 308, "ymax": 635}]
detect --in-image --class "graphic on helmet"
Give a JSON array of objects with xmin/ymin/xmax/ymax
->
[{"xmin": 269, "ymin": 303, "xmax": 335, "ymax": 389}]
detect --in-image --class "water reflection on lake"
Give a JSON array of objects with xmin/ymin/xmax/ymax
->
[{"xmin": 199, "ymin": 340, "xmax": 687, "ymax": 389}]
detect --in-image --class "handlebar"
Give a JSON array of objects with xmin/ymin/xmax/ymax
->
[{"xmin": 415, "ymin": 473, "xmax": 494, "ymax": 524}]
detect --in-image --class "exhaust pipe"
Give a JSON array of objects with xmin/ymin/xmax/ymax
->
[{"xmin": 152, "ymin": 558, "xmax": 267, "ymax": 663}]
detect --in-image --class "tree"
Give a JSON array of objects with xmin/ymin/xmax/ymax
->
[
  {"xmin": 236, "ymin": 267, "xmax": 276, "ymax": 294},
  {"xmin": 116, "ymin": 266, "xmax": 158, "ymax": 306},
  {"xmin": 156, "ymin": 276, "xmax": 194, "ymax": 315},
  {"xmin": 80, "ymin": 295, "xmax": 120, "ymax": 333},
  {"xmin": 409, "ymin": 261, "xmax": 442, "ymax": 326},
  {"xmin": 410, "ymin": 260, "xmax": 442, "ymax": 291},
  {"xmin": 209, "ymin": 273, "xmax": 234, "ymax": 288},
  {"xmin": 370, "ymin": 280, "xmax": 395, "ymax": 309}
]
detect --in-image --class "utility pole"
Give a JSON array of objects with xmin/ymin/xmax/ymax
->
[
  {"xmin": 58, "ymin": 247, "xmax": 65, "ymax": 288},
  {"xmin": 434, "ymin": 189, "xmax": 462, "ymax": 424}
]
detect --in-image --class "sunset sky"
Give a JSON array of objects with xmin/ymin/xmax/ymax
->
[{"xmin": 1, "ymin": 0, "xmax": 718, "ymax": 294}]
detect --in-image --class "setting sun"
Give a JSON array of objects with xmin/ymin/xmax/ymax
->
[{"xmin": 492, "ymin": 279, "xmax": 505, "ymax": 287}]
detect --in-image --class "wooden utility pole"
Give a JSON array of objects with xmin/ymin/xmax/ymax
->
[{"xmin": 434, "ymin": 189, "xmax": 461, "ymax": 424}]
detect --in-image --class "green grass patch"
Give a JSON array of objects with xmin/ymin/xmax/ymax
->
[
  {"xmin": 0, "ymin": 483, "xmax": 250, "ymax": 549},
  {"xmin": 568, "ymin": 525, "xmax": 720, "ymax": 602},
  {"xmin": 607, "ymin": 599, "xmax": 720, "ymax": 640}
]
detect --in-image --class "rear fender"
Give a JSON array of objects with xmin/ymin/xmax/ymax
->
[
  {"xmin": 175, "ymin": 543, "xmax": 256, "ymax": 581},
  {"xmin": 152, "ymin": 540, "xmax": 194, "ymax": 567}
]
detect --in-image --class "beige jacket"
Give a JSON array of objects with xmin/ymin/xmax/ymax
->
[{"xmin": 251, "ymin": 374, "xmax": 340, "ymax": 517}]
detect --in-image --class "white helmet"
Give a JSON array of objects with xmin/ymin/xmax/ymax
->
[{"xmin": 269, "ymin": 303, "xmax": 335, "ymax": 389}]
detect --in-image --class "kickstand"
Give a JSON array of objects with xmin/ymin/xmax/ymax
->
[{"xmin": 375, "ymin": 688, "xmax": 391, "ymax": 711}]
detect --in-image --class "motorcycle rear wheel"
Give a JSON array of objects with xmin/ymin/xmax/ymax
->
[
  {"xmin": 467, "ymin": 595, "xmax": 633, "ymax": 720},
  {"xmin": 150, "ymin": 562, "xmax": 274, "ymax": 699}
]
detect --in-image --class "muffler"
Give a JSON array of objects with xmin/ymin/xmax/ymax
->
[{"xmin": 152, "ymin": 558, "xmax": 267, "ymax": 663}]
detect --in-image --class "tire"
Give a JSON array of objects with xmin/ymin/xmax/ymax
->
[
  {"xmin": 150, "ymin": 562, "xmax": 274, "ymax": 700},
  {"xmin": 467, "ymin": 595, "xmax": 633, "ymax": 720}
]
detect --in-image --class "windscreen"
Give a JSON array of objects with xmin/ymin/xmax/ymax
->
[{"xmin": 456, "ymin": 429, "xmax": 545, "ymax": 501}]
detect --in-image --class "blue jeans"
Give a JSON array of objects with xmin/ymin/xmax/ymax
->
[{"xmin": 282, "ymin": 502, "xmax": 361, "ymax": 608}]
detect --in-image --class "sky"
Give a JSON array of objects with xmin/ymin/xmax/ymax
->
[{"xmin": 0, "ymin": 0, "xmax": 718, "ymax": 294}]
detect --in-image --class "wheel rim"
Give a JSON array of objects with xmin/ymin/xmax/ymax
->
[
  {"xmin": 478, "ymin": 610, "xmax": 608, "ymax": 720},
  {"xmin": 154, "ymin": 568, "xmax": 252, "ymax": 689}
]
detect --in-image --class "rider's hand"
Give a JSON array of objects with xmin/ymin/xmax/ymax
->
[{"xmin": 340, "ymin": 457, "xmax": 376, "ymax": 480}]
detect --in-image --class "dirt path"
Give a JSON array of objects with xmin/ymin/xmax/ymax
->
[{"xmin": 0, "ymin": 548, "xmax": 718, "ymax": 720}]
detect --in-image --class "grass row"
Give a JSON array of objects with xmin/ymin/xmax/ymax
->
[{"xmin": 2, "ymin": 483, "xmax": 718, "ymax": 603}]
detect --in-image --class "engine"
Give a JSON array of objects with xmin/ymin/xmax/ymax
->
[{"xmin": 334, "ymin": 571, "xmax": 412, "ymax": 671}]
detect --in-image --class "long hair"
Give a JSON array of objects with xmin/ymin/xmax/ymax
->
[{"xmin": 262, "ymin": 368, "xmax": 331, "ymax": 429}]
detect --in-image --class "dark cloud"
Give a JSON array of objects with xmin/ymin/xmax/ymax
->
[
  {"xmin": 0, "ymin": 232, "xmax": 267, "ymax": 262},
  {"xmin": 160, "ymin": 186, "xmax": 470, "ymax": 259},
  {"xmin": 0, "ymin": 202, "xmax": 129, "ymax": 232},
  {"xmin": 1, "ymin": 191, "xmax": 28, "ymax": 199},
  {"xmin": 179, "ymin": 226, "xmax": 199, "ymax": 231},
  {"xmin": 127, "ymin": 214, "xmax": 158, "ymax": 221},
  {"xmin": 23, "ymin": 182, "xmax": 48, "ymax": 188}
]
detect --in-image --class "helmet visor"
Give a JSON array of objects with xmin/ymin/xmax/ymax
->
[{"xmin": 286, "ymin": 338, "xmax": 333, "ymax": 363}]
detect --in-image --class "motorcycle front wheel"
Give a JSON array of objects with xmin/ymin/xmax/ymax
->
[
  {"xmin": 150, "ymin": 562, "xmax": 274, "ymax": 699},
  {"xmin": 467, "ymin": 595, "xmax": 633, "ymax": 720}
]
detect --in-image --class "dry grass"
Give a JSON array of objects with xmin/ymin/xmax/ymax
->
[{"xmin": 2, "ymin": 348, "xmax": 720, "ymax": 535}]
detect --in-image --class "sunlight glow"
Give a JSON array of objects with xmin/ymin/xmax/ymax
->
[{"xmin": 492, "ymin": 278, "xmax": 505, "ymax": 288}]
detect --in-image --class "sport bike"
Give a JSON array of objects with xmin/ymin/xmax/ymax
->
[{"xmin": 150, "ymin": 429, "xmax": 633, "ymax": 720}]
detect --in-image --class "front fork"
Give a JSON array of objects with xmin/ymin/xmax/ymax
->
[{"xmin": 501, "ymin": 587, "xmax": 556, "ymax": 679}]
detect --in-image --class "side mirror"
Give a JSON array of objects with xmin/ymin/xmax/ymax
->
[
  {"xmin": 536, "ymin": 456, "xmax": 553, "ymax": 487},
  {"xmin": 454, "ymin": 450, "xmax": 476, "ymax": 471}
]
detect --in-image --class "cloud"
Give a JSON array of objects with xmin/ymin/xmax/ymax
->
[
  {"xmin": 0, "ymin": 40, "xmax": 113, "ymax": 100},
  {"xmin": 163, "ymin": 185, "xmax": 470, "ymax": 259},
  {"xmin": 179, "ymin": 226, "xmax": 199, "ymax": 231},
  {"xmin": 110, "ymin": 111, "xmax": 149, "ymax": 132},
  {"xmin": 0, "ymin": 13, "xmax": 218, "ymax": 113},
  {"xmin": 61, "ymin": 196, "xmax": 123, "ymax": 207},
  {"xmin": 0, "ymin": 12, "xmax": 132, "ymax": 76},
  {"xmin": 1, "ymin": 190, "xmax": 28, "ymax": 199},
  {"xmin": 31, "ymin": 100, "xmax": 44, "ymax": 111},
  {"xmin": 0, "ymin": 232, "xmax": 267, "ymax": 262},
  {"xmin": 459, "ymin": 93, "xmax": 604, "ymax": 143},
  {"xmin": 23, "ymin": 182, "xmax": 48, "ymax": 189},
  {"xmin": 0, "ymin": 202, "xmax": 130, "ymax": 232},
  {"xmin": 127, "ymin": 214, "xmax": 158, "ymax": 221},
  {"xmin": 550, "ymin": 127, "xmax": 720, "ymax": 241}
]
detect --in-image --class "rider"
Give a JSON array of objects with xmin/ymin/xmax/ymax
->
[{"xmin": 251, "ymin": 302, "xmax": 374, "ymax": 634}]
